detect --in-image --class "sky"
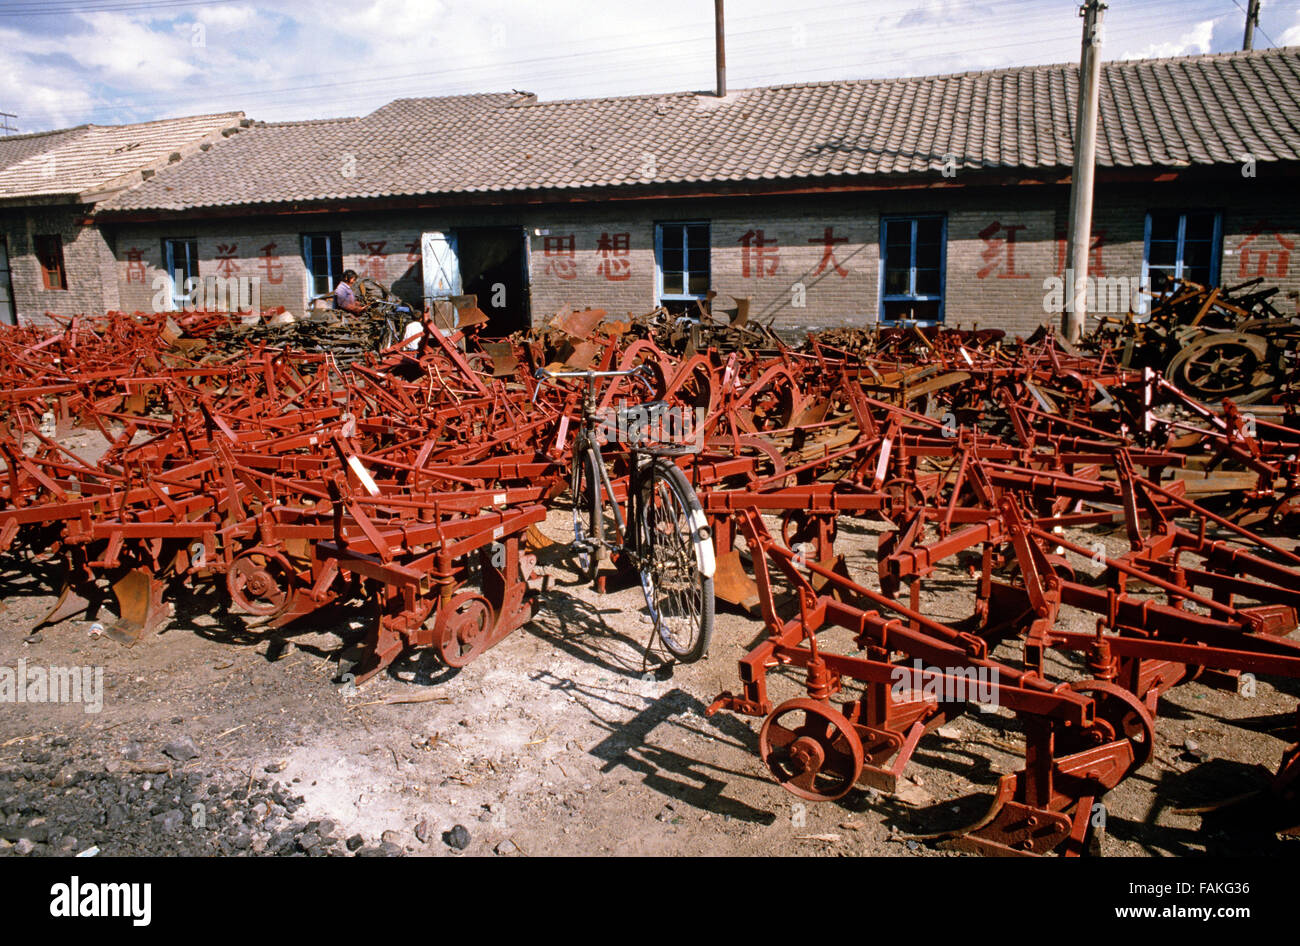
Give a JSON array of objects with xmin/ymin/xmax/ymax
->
[{"xmin": 2, "ymin": 0, "xmax": 1299, "ymax": 134}]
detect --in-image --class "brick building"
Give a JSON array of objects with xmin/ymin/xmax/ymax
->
[
  {"xmin": 25, "ymin": 48, "xmax": 1300, "ymax": 335},
  {"xmin": 0, "ymin": 112, "xmax": 248, "ymax": 325}
]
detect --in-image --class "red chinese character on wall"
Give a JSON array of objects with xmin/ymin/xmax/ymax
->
[
  {"xmin": 739, "ymin": 229, "xmax": 780, "ymax": 278},
  {"xmin": 214, "ymin": 243, "xmax": 239, "ymax": 278},
  {"xmin": 595, "ymin": 232, "xmax": 631, "ymax": 281},
  {"xmin": 1236, "ymin": 221, "xmax": 1293, "ymax": 279},
  {"xmin": 124, "ymin": 247, "xmax": 146, "ymax": 284},
  {"xmin": 257, "ymin": 242, "xmax": 283, "ymax": 284},
  {"xmin": 976, "ymin": 222, "xmax": 1030, "ymax": 279},
  {"xmin": 405, "ymin": 240, "xmax": 421, "ymax": 263},
  {"xmin": 543, "ymin": 234, "xmax": 577, "ymax": 280},
  {"xmin": 357, "ymin": 240, "xmax": 388, "ymax": 280},
  {"xmin": 808, "ymin": 227, "xmax": 848, "ymax": 277},
  {"xmin": 1054, "ymin": 229, "xmax": 1106, "ymax": 276}
]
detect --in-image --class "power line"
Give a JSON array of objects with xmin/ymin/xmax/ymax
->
[
  {"xmin": 0, "ymin": 0, "xmax": 245, "ymax": 16},
  {"xmin": 11, "ymin": 0, "xmax": 1292, "ymax": 127},
  {"xmin": 31, "ymin": 0, "xmax": 1159, "ymax": 120}
]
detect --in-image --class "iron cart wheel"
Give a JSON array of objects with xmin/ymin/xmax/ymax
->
[{"xmin": 571, "ymin": 445, "xmax": 603, "ymax": 584}]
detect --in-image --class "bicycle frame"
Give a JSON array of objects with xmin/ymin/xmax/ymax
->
[{"xmin": 536, "ymin": 366, "xmax": 656, "ymax": 577}]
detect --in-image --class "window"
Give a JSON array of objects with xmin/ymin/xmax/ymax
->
[
  {"xmin": 34, "ymin": 234, "xmax": 67, "ymax": 291},
  {"xmin": 880, "ymin": 215, "xmax": 944, "ymax": 323},
  {"xmin": 655, "ymin": 222, "xmax": 710, "ymax": 304},
  {"xmin": 0, "ymin": 236, "xmax": 15, "ymax": 325},
  {"xmin": 302, "ymin": 232, "xmax": 344, "ymax": 298},
  {"xmin": 163, "ymin": 238, "xmax": 199, "ymax": 309},
  {"xmin": 1144, "ymin": 211, "xmax": 1221, "ymax": 291}
]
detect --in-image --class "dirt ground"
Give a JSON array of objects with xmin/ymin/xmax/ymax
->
[{"xmin": 2, "ymin": 483, "xmax": 1298, "ymax": 858}]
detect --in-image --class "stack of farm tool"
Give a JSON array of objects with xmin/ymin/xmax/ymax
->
[{"xmin": 2, "ymin": 303, "xmax": 1299, "ymax": 854}]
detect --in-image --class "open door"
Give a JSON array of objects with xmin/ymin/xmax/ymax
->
[{"xmin": 421, "ymin": 230, "xmax": 461, "ymax": 308}]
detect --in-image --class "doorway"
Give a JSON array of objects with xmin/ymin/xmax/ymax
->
[{"xmin": 456, "ymin": 227, "xmax": 530, "ymax": 336}]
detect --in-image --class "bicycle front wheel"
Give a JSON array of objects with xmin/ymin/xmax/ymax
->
[{"xmin": 635, "ymin": 458, "xmax": 715, "ymax": 662}]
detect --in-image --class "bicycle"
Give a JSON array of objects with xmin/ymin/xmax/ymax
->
[{"xmin": 534, "ymin": 365, "xmax": 715, "ymax": 664}]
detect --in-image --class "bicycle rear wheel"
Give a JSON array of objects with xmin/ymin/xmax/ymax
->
[{"xmin": 635, "ymin": 458, "xmax": 715, "ymax": 662}]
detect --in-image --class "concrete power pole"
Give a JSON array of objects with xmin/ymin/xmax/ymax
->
[
  {"xmin": 1243, "ymin": 0, "xmax": 1260, "ymax": 50},
  {"xmin": 1062, "ymin": 1, "xmax": 1107, "ymax": 343},
  {"xmin": 715, "ymin": 0, "xmax": 727, "ymax": 97}
]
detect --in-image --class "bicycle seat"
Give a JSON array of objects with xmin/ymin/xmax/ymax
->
[{"xmin": 614, "ymin": 400, "xmax": 670, "ymax": 425}]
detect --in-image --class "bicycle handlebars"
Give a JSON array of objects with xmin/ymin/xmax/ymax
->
[{"xmin": 532, "ymin": 364, "xmax": 655, "ymax": 403}]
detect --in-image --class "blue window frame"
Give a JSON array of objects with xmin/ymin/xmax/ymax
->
[
  {"xmin": 163, "ymin": 238, "xmax": 198, "ymax": 309},
  {"xmin": 1142, "ymin": 210, "xmax": 1221, "ymax": 294},
  {"xmin": 302, "ymin": 231, "xmax": 344, "ymax": 298},
  {"xmin": 879, "ymin": 214, "xmax": 945, "ymax": 324},
  {"xmin": 655, "ymin": 222, "xmax": 710, "ymax": 304}
]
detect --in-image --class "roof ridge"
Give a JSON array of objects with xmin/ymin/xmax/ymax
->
[
  {"xmin": 3, "ymin": 111, "xmax": 244, "ymax": 140},
  {"xmin": 254, "ymin": 116, "xmax": 361, "ymax": 128},
  {"xmin": 0, "ymin": 124, "xmax": 91, "ymax": 142},
  {"xmin": 380, "ymin": 46, "xmax": 1300, "ymax": 112},
  {"xmin": 84, "ymin": 110, "xmax": 244, "ymax": 131}
]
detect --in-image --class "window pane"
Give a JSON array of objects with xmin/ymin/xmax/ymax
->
[
  {"xmin": 915, "ymin": 238, "xmax": 941, "ymax": 271},
  {"xmin": 687, "ymin": 247, "xmax": 709, "ymax": 276},
  {"xmin": 329, "ymin": 236, "xmax": 342, "ymax": 283},
  {"xmin": 663, "ymin": 271, "xmax": 683, "ymax": 295},
  {"xmin": 915, "ymin": 267, "xmax": 940, "ymax": 296},
  {"xmin": 1149, "ymin": 214, "xmax": 1179, "ymax": 243},
  {"xmin": 884, "ymin": 268, "xmax": 911, "ymax": 296},
  {"xmin": 1184, "ymin": 263, "xmax": 1212, "ymax": 286},
  {"xmin": 1148, "ymin": 239, "xmax": 1178, "ymax": 269},
  {"xmin": 686, "ymin": 225, "xmax": 708, "ymax": 252},
  {"xmin": 1182, "ymin": 240, "xmax": 1213, "ymax": 274},
  {"xmin": 885, "ymin": 220, "xmax": 912, "ymax": 253},
  {"xmin": 1184, "ymin": 213, "xmax": 1215, "ymax": 242},
  {"xmin": 661, "ymin": 245, "xmax": 683, "ymax": 273},
  {"xmin": 916, "ymin": 218, "xmax": 942, "ymax": 246},
  {"xmin": 883, "ymin": 299, "xmax": 940, "ymax": 322}
]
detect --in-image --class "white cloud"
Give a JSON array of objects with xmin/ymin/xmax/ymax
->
[
  {"xmin": 1279, "ymin": 9, "xmax": 1300, "ymax": 46},
  {"xmin": 1121, "ymin": 18, "xmax": 1215, "ymax": 61},
  {"xmin": 0, "ymin": 1, "xmax": 1273, "ymax": 134},
  {"xmin": 72, "ymin": 13, "xmax": 202, "ymax": 84}
]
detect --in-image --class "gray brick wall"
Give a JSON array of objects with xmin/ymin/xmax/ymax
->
[
  {"xmin": 1, "ymin": 205, "xmax": 119, "ymax": 325},
  {"xmin": 84, "ymin": 172, "xmax": 1300, "ymax": 337}
]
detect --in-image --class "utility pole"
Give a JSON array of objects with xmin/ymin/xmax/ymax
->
[
  {"xmin": 0, "ymin": 112, "xmax": 17, "ymax": 136},
  {"xmin": 1243, "ymin": 0, "xmax": 1260, "ymax": 50},
  {"xmin": 1062, "ymin": 1, "xmax": 1106, "ymax": 343},
  {"xmin": 715, "ymin": 0, "xmax": 727, "ymax": 97}
]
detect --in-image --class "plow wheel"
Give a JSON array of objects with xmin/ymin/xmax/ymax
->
[
  {"xmin": 880, "ymin": 477, "xmax": 927, "ymax": 527},
  {"xmin": 1066, "ymin": 680, "xmax": 1155, "ymax": 779},
  {"xmin": 226, "ymin": 547, "xmax": 297, "ymax": 619},
  {"xmin": 737, "ymin": 369, "xmax": 802, "ymax": 432},
  {"xmin": 759, "ymin": 698, "xmax": 864, "ymax": 801},
  {"xmin": 1166, "ymin": 332, "xmax": 1271, "ymax": 404},
  {"xmin": 436, "ymin": 593, "xmax": 495, "ymax": 668}
]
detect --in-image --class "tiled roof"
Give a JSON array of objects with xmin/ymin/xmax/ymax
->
[
  {"xmin": 104, "ymin": 46, "xmax": 1300, "ymax": 213},
  {"xmin": 0, "ymin": 111, "xmax": 246, "ymax": 204}
]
